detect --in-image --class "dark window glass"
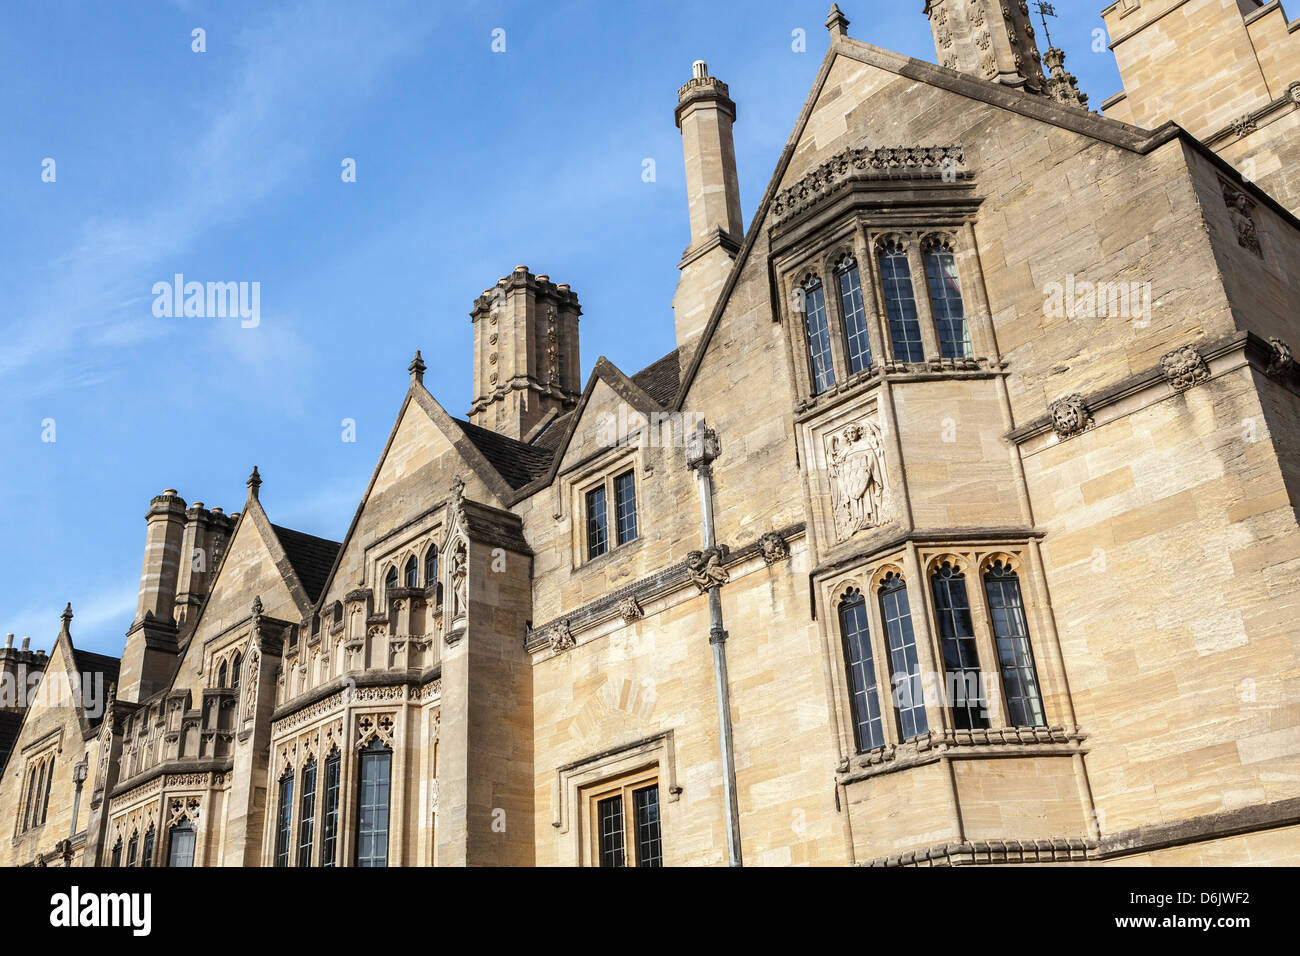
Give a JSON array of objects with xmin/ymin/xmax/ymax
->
[
  {"xmin": 297, "ymin": 758, "xmax": 317, "ymax": 868},
  {"xmin": 110, "ymin": 840, "xmax": 122, "ymax": 867},
  {"xmin": 879, "ymin": 244, "xmax": 925, "ymax": 363},
  {"xmin": 613, "ymin": 471, "xmax": 638, "ymax": 545},
  {"xmin": 839, "ymin": 591, "xmax": 885, "ymax": 751},
  {"xmin": 321, "ymin": 752, "xmax": 341, "ymax": 868},
  {"xmin": 356, "ymin": 740, "xmax": 391, "ymax": 868},
  {"xmin": 217, "ymin": 661, "xmax": 228, "ymax": 688},
  {"xmin": 23, "ymin": 766, "xmax": 38, "ymax": 831},
  {"xmin": 40, "ymin": 759, "xmax": 51, "ymax": 824},
  {"xmin": 404, "ymin": 556, "xmax": 418, "ymax": 588},
  {"xmin": 231, "ymin": 652, "xmax": 242, "ymax": 693},
  {"xmin": 597, "ymin": 795, "xmax": 625, "ymax": 868},
  {"xmin": 803, "ymin": 279, "xmax": 836, "ymax": 394},
  {"xmin": 424, "ymin": 545, "xmax": 438, "ymax": 589},
  {"xmin": 127, "ymin": 832, "xmax": 138, "ymax": 867},
  {"xmin": 167, "ymin": 821, "xmax": 195, "ymax": 867},
  {"xmin": 932, "ymin": 565, "xmax": 988, "ymax": 730},
  {"xmin": 984, "ymin": 563, "xmax": 1046, "ymax": 727},
  {"xmin": 633, "ymin": 785, "xmax": 662, "ymax": 868},
  {"xmin": 836, "ymin": 258, "xmax": 872, "ymax": 374},
  {"xmin": 385, "ymin": 565, "xmax": 398, "ymax": 594},
  {"xmin": 274, "ymin": 769, "xmax": 294, "ymax": 868},
  {"xmin": 879, "ymin": 573, "xmax": 928, "ymax": 740},
  {"xmin": 925, "ymin": 246, "xmax": 972, "ymax": 359},
  {"xmin": 142, "ymin": 827, "xmax": 155, "ymax": 868},
  {"xmin": 586, "ymin": 485, "xmax": 609, "ymax": 560}
]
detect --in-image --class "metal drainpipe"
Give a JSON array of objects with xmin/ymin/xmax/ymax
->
[{"xmin": 687, "ymin": 421, "xmax": 743, "ymax": 867}]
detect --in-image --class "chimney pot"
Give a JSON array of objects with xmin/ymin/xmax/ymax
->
[
  {"xmin": 21, "ymin": 637, "xmax": 30, "ymax": 651},
  {"xmin": 693, "ymin": 60, "xmax": 708, "ymax": 79}
]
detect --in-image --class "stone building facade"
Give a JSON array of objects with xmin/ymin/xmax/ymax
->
[{"xmin": 2, "ymin": 3, "xmax": 1297, "ymax": 867}]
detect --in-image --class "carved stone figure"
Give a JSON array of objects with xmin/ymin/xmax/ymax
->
[
  {"xmin": 1224, "ymin": 185, "xmax": 1262, "ymax": 257},
  {"xmin": 548, "ymin": 620, "xmax": 575, "ymax": 653},
  {"xmin": 686, "ymin": 546, "xmax": 730, "ymax": 592},
  {"xmin": 1160, "ymin": 345, "xmax": 1211, "ymax": 392},
  {"xmin": 451, "ymin": 539, "xmax": 468, "ymax": 616},
  {"xmin": 759, "ymin": 531, "xmax": 789, "ymax": 566},
  {"xmin": 1267, "ymin": 337, "xmax": 1294, "ymax": 378},
  {"xmin": 1049, "ymin": 394, "xmax": 1093, "ymax": 439},
  {"xmin": 827, "ymin": 421, "xmax": 888, "ymax": 541},
  {"xmin": 618, "ymin": 597, "xmax": 643, "ymax": 623}
]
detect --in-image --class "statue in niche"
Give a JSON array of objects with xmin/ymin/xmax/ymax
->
[{"xmin": 827, "ymin": 421, "xmax": 888, "ymax": 541}]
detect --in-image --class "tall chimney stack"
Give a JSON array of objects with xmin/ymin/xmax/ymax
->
[
  {"xmin": 120, "ymin": 489, "xmax": 187, "ymax": 702},
  {"xmin": 672, "ymin": 60, "xmax": 743, "ymax": 360}
]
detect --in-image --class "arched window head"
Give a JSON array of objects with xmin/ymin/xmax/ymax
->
[
  {"xmin": 404, "ymin": 555, "xmax": 418, "ymax": 589},
  {"xmin": 877, "ymin": 241, "xmax": 924, "ymax": 363},
  {"xmin": 930, "ymin": 562, "xmax": 987, "ymax": 730},
  {"xmin": 834, "ymin": 255, "xmax": 872, "ymax": 375},
  {"xmin": 801, "ymin": 276, "xmax": 835, "ymax": 394},
  {"xmin": 217, "ymin": 661, "xmax": 228, "ymax": 689},
  {"xmin": 923, "ymin": 240, "xmax": 972, "ymax": 359},
  {"xmin": 877, "ymin": 571, "xmax": 928, "ymax": 740},
  {"xmin": 424, "ymin": 545, "xmax": 438, "ymax": 589},
  {"xmin": 232, "ymin": 652, "xmax": 243, "ymax": 693},
  {"xmin": 384, "ymin": 565, "xmax": 399, "ymax": 593}
]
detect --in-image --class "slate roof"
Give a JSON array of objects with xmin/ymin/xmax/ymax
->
[
  {"xmin": 454, "ymin": 418, "xmax": 555, "ymax": 490},
  {"xmin": 630, "ymin": 349, "xmax": 680, "ymax": 407},
  {"xmin": 71, "ymin": 648, "xmax": 121, "ymax": 729},
  {"xmin": 0, "ymin": 711, "xmax": 23, "ymax": 775},
  {"xmin": 270, "ymin": 525, "xmax": 343, "ymax": 603}
]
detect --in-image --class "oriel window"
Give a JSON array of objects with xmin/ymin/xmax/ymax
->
[
  {"xmin": 803, "ymin": 278, "xmax": 836, "ymax": 394},
  {"xmin": 298, "ymin": 757, "xmax": 317, "ymax": 868},
  {"xmin": 167, "ymin": 820, "xmax": 195, "ymax": 867},
  {"xmin": 931, "ymin": 564, "xmax": 988, "ymax": 729},
  {"xmin": 321, "ymin": 751, "xmax": 341, "ymax": 867},
  {"xmin": 984, "ymin": 562, "xmax": 1046, "ymax": 727},
  {"xmin": 924, "ymin": 244, "xmax": 972, "ymax": 359},
  {"xmin": 839, "ymin": 589, "xmax": 885, "ymax": 751},
  {"xmin": 274, "ymin": 767, "xmax": 294, "ymax": 867},
  {"xmin": 879, "ymin": 573, "xmax": 928, "ymax": 740},
  {"xmin": 836, "ymin": 257, "xmax": 872, "ymax": 374},
  {"xmin": 878, "ymin": 242, "xmax": 925, "ymax": 363}
]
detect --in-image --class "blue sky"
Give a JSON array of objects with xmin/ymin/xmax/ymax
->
[{"xmin": 0, "ymin": 0, "xmax": 1123, "ymax": 656}]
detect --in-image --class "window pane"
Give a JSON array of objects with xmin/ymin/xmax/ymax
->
[
  {"xmin": 984, "ymin": 564, "xmax": 1046, "ymax": 727},
  {"xmin": 274, "ymin": 772, "xmax": 294, "ymax": 867},
  {"xmin": 804, "ymin": 281, "xmax": 836, "ymax": 394},
  {"xmin": 839, "ymin": 592, "xmax": 885, "ymax": 751},
  {"xmin": 586, "ymin": 486, "xmax": 608, "ymax": 559},
  {"xmin": 837, "ymin": 260, "xmax": 872, "ymax": 374},
  {"xmin": 613, "ymin": 471, "xmax": 638, "ymax": 545},
  {"xmin": 404, "ymin": 556, "xmax": 418, "ymax": 588},
  {"xmin": 385, "ymin": 566, "xmax": 398, "ymax": 592},
  {"xmin": 298, "ymin": 759, "xmax": 317, "ymax": 868},
  {"xmin": 879, "ymin": 246, "xmax": 925, "ymax": 363},
  {"xmin": 127, "ymin": 833, "xmax": 138, "ymax": 867},
  {"xmin": 232, "ymin": 653, "xmax": 242, "ymax": 693},
  {"xmin": 111, "ymin": 841, "xmax": 122, "ymax": 868},
  {"xmin": 879, "ymin": 576, "xmax": 929, "ymax": 740},
  {"xmin": 596, "ymin": 795, "xmax": 625, "ymax": 867},
  {"xmin": 167, "ymin": 823, "xmax": 195, "ymax": 867},
  {"xmin": 925, "ymin": 247, "xmax": 973, "ymax": 359},
  {"xmin": 931, "ymin": 566, "xmax": 988, "ymax": 730},
  {"xmin": 321, "ymin": 753, "xmax": 341, "ymax": 868},
  {"xmin": 633, "ymin": 786, "xmax": 662, "ymax": 868},
  {"xmin": 425, "ymin": 546, "xmax": 438, "ymax": 588},
  {"xmin": 356, "ymin": 741, "xmax": 391, "ymax": 868},
  {"xmin": 142, "ymin": 829, "xmax": 155, "ymax": 868}
]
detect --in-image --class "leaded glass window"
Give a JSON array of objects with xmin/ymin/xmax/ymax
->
[
  {"xmin": 127, "ymin": 831, "xmax": 138, "ymax": 867},
  {"xmin": 356, "ymin": 739, "xmax": 391, "ymax": 868},
  {"xmin": 167, "ymin": 821, "xmax": 195, "ymax": 867},
  {"xmin": 878, "ymin": 243, "xmax": 925, "ymax": 363},
  {"xmin": 984, "ymin": 562, "xmax": 1046, "ymax": 727},
  {"xmin": 839, "ymin": 589, "xmax": 885, "ymax": 751},
  {"xmin": 803, "ymin": 278, "xmax": 836, "ymax": 394},
  {"xmin": 879, "ymin": 573, "xmax": 928, "ymax": 740},
  {"xmin": 586, "ymin": 485, "xmax": 609, "ymax": 559},
  {"xmin": 633, "ymin": 785, "xmax": 662, "ymax": 868},
  {"xmin": 836, "ymin": 257, "xmax": 872, "ymax": 374},
  {"xmin": 924, "ymin": 244, "xmax": 972, "ymax": 359},
  {"xmin": 298, "ymin": 758, "xmax": 317, "ymax": 868},
  {"xmin": 404, "ymin": 555, "xmax": 418, "ymax": 589},
  {"xmin": 384, "ymin": 565, "xmax": 398, "ymax": 594},
  {"xmin": 424, "ymin": 545, "xmax": 438, "ymax": 589},
  {"xmin": 613, "ymin": 470, "xmax": 638, "ymax": 545},
  {"xmin": 321, "ymin": 751, "xmax": 341, "ymax": 868},
  {"xmin": 597, "ymin": 795, "xmax": 625, "ymax": 868},
  {"xmin": 110, "ymin": 839, "xmax": 122, "ymax": 868},
  {"xmin": 274, "ymin": 768, "xmax": 294, "ymax": 867},
  {"xmin": 142, "ymin": 827, "xmax": 155, "ymax": 868},
  {"xmin": 932, "ymin": 564, "xmax": 988, "ymax": 730}
]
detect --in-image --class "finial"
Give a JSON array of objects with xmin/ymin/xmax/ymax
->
[
  {"xmin": 450, "ymin": 475, "xmax": 466, "ymax": 508},
  {"xmin": 247, "ymin": 466, "xmax": 262, "ymax": 499},
  {"xmin": 826, "ymin": 3, "xmax": 850, "ymax": 39},
  {"xmin": 60, "ymin": 603, "xmax": 73, "ymax": 633},
  {"xmin": 409, "ymin": 349, "xmax": 427, "ymax": 386}
]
